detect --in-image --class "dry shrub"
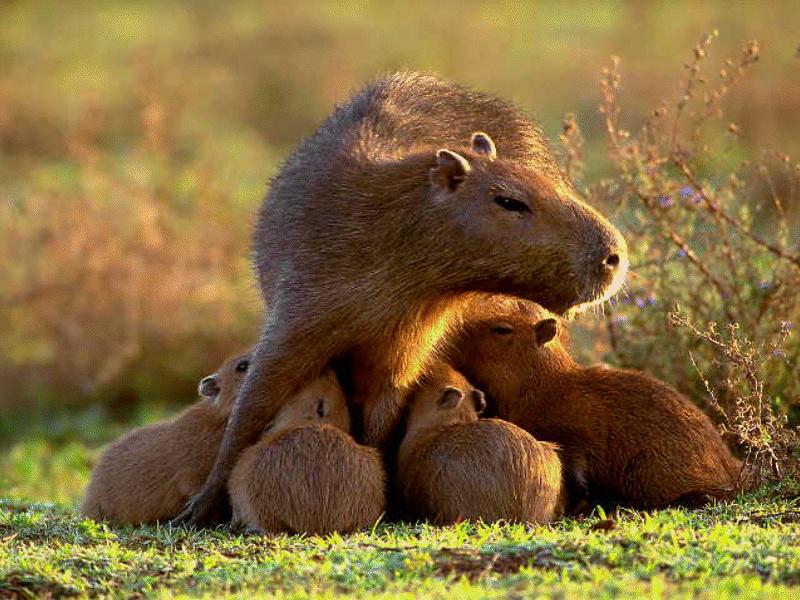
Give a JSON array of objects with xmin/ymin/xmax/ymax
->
[
  {"xmin": 0, "ymin": 72, "xmax": 261, "ymax": 410},
  {"xmin": 564, "ymin": 32, "xmax": 800, "ymax": 487}
]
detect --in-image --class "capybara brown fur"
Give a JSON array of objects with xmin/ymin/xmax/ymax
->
[
  {"xmin": 397, "ymin": 364, "xmax": 563, "ymax": 525},
  {"xmin": 450, "ymin": 297, "xmax": 743, "ymax": 510},
  {"xmin": 80, "ymin": 352, "xmax": 252, "ymax": 524},
  {"xmin": 181, "ymin": 72, "xmax": 628, "ymax": 525},
  {"xmin": 228, "ymin": 372, "xmax": 386, "ymax": 535}
]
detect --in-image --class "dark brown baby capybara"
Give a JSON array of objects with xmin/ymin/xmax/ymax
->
[
  {"xmin": 180, "ymin": 72, "xmax": 628, "ymax": 525},
  {"xmin": 451, "ymin": 297, "xmax": 743, "ymax": 510},
  {"xmin": 397, "ymin": 364, "xmax": 563, "ymax": 525},
  {"xmin": 80, "ymin": 352, "xmax": 251, "ymax": 524},
  {"xmin": 228, "ymin": 371, "xmax": 386, "ymax": 535}
]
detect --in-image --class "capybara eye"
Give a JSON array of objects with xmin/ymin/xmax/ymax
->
[
  {"xmin": 235, "ymin": 359, "xmax": 249, "ymax": 372},
  {"xmin": 493, "ymin": 195, "xmax": 530, "ymax": 213},
  {"xmin": 490, "ymin": 323, "xmax": 514, "ymax": 335}
]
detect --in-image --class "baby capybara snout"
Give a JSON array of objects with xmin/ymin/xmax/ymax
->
[
  {"xmin": 228, "ymin": 370, "xmax": 386, "ymax": 535},
  {"xmin": 198, "ymin": 352, "xmax": 252, "ymax": 415},
  {"xmin": 397, "ymin": 364, "xmax": 563, "ymax": 525}
]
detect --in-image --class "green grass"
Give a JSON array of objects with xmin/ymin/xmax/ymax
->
[{"xmin": 2, "ymin": 429, "xmax": 800, "ymax": 598}]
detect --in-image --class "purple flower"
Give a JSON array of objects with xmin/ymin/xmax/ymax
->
[
  {"xmin": 758, "ymin": 281, "xmax": 771, "ymax": 290},
  {"xmin": 647, "ymin": 293, "xmax": 657, "ymax": 306},
  {"xmin": 677, "ymin": 249, "xmax": 687, "ymax": 258},
  {"xmin": 692, "ymin": 193, "xmax": 703, "ymax": 204},
  {"xmin": 772, "ymin": 349, "xmax": 786, "ymax": 358},
  {"xmin": 659, "ymin": 195, "xmax": 673, "ymax": 208},
  {"xmin": 635, "ymin": 297, "xmax": 647, "ymax": 308},
  {"xmin": 680, "ymin": 186, "xmax": 694, "ymax": 198},
  {"xmin": 781, "ymin": 320, "xmax": 794, "ymax": 331}
]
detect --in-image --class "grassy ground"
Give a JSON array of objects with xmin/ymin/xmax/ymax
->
[
  {"xmin": 2, "ymin": 486, "xmax": 800, "ymax": 599},
  {"xmin": 1, "ymin": 422, "xmax": 799, "ymax": 599}
]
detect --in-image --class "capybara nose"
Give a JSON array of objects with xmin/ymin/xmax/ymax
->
[
  {"xmin": 198, "ymin": 375, "xmax": 220, "ymax": 398},
  {"xmin": 587, "ymin": 220, "xmax": 629, "ymax": 300}
]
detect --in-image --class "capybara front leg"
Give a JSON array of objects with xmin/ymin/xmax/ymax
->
[{"xmin": 173, "ymin": 334, "xmax": 330, "ymax": 527}]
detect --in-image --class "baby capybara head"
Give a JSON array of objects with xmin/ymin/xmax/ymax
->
[
  {"xmin": 451, "ymin": 298, "xmax": 576, "ymax": 399},
  {"xmin": 197, "ymin": 351, "xmax": 252, "ymax": 416},
  {"xmin": 429, "ymin": 132, "xmax": 628, "ymax": 314},
  {"xmin": 264, "ymin": 370, "xmax": 351, "ymax": 440},
  {"xmin": 404, "ymin": 364, "xmax": 486, "ymax": 438}
]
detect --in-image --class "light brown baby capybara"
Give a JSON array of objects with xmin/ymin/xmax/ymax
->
[
  {"xmin": 79, "ymin": 352, "xmax": 252, "ymax": 524},
  {"xmin": 451, "ymin": 297, "xmax": 743, "ymax": 510},
  {"xmin": 180, "ymin": 72, "xmax": 629, "ymax": 525},
  {"xmin": 396, "ymin": 364, "xmax": 563, "ymax": 525},
  {"xmin": 228, "ymin": 370, "xmax": 386, "ymax": 535}
]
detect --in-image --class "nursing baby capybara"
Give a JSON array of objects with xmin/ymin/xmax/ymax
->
[
  {"xmin": 80, "ymin": 352, "xmax": 251, "ymax": 524},
  {"xmin": 397, "ymin": 364, "xmax": 563, "ymax": 525},
  {"xmin": 228, "ymin": 371, "xmax": 386, "ymax": 535},
  {"xmin": 180, "ymin": 72, "xmax": 628, "ymax": 525},
  {"xmin": 450, "ymin": 297, "xmax": 742, "ymax": 510}
]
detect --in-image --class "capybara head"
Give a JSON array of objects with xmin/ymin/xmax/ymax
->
[
  {"xmin": 404, "ymin": 364, "xmax": 486, "ymax": 438},
  {"xmin": 428, "ymin": 132, "xmax": 628, "ymax": 314},
  {"xmin": 264, "ymin": 370, "xmax": 351, "ymax": 440},
  {"xmin": 197, "ymin": 351, "xmax": 252, "ymax": 416}
]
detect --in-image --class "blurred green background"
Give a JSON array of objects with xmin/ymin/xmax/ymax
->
[{"xmin": 1, "ymin": 1, "xmax": 799, "ymax": 503}]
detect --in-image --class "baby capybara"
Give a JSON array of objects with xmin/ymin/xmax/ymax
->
[
  {"xmin": 80, "ymin": 352, "xmax": 252, "ymax": 524},
  {"xmin": 397, "ymin": 364, "xmax": 563, "ymax": 525},
  {"xmin": 228, "ymin": 370, "xmax": 386, "ymax": 535},
  {"xmin": 181, "ymin": 72, "xmax": 628, "ymax": 525},
  {"xmin": 451, "ymin": 297, "xmax": 742, "ymax": 510}
]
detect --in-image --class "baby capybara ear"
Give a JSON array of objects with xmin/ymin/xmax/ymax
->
[
  {"xmin": 534, "ymin": 318, "xmax": 559, "ymax": 346},
  {"xmin": 471, "ymin": 132, "xmax": 497, "ymax": 160},
  {"xmin": 438, "ymin": 386, "xmax": 465, "ymax": 410},
  {"xmin": 198, "ymin": 374, "xmax": 220, "ymax": 399},
  {"xmin": 430, "ymin": 149, "xmax": 471, "ymax": 192}
]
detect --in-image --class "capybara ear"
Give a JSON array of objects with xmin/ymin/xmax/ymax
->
[
  {"xmin": 534, "ymin": 318, "xmax": 558, "ymax": 346},
  {"xmin": 438, "ymin": 386, "xmax": 465, "ymax": 410},
  {"xmin": 471, "ymin": 132, "xmax": 497, "ymax": 160},
  {"xmin": 198, "ymin": 374, "xmax": 220, "ymax": 399},
  {"xmin": 430, "ymin": 149, "xmax": 471, "ymax": 192},
  {"xmin": 471, "ymin": 389, "xmax": 487, "ymax": 415}
]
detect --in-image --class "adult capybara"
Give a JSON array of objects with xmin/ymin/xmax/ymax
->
[
  {"xmin": 450, "ymin": 296, "xmax": 742, "ymax": 510},
  {"xmin": 80, "ymin": 352, "xmax": 251, "ymax": 524},
  {"xmin": 397, "ymin": 364, "xmax": 563, "ymax": 525},
  {"xmin": 228, "ymin": 371, "xmax": 386, "ymax": 535},
  {"xmin": 179, "ymin": 71, "xmax": 628, "ymax": 525}
]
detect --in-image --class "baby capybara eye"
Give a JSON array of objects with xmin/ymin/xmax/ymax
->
[
  {"xmin": 316, "ymin": 399, "xmax": 327, "ymax": 418},
  {"xmin": 472, "ymin": 390, "xmax": 487, "ymax": 415},
  {"xmin": 235, "ymin": 359, "xmax": 249, "ymax": 372},
  {"xmin": 490, "ymin": 322, "xmax": 514, "ymax": 335}
]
